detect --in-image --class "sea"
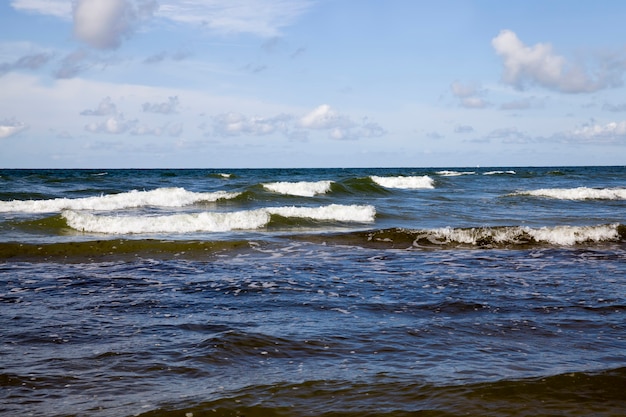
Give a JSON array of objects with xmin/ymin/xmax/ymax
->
[{"xmin": 0, "ymin": 166, "xmax": 625, "ymax": 417}]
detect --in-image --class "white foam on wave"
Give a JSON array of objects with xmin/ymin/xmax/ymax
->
[
  {"xmin": 0, "ymin": 187, "xmax": 241, "ymax": 213},
  {"xmin": 61, "ymin": 204, "xmax": 376, "ymax": 234},
  {"xmin": 483, "ymin": 170, "xmax": 516, "ymax": 175},
  {"xmin": 436, "ymin": 170, "xmax": 475, "ymax": 177},
  {"xmin": 425, "ymin": 224, "xmax": 620, "ymax": 246},
  {"xmin": 370, "ymin": 175, "xmax": 434, "ymax": 189},
  {"xmin": 262, "ymin": 180, "xmax": 333, "ymax": 197},
  {"xmin": 515, "ymin": 187, "xmax": 626, "ymax": 200},
  {"xmin": 267, "ymin": 204, "xmax": 375, "ymax": 222}
]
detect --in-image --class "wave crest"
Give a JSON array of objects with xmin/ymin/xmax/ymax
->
[
  {"xmin": 0, "ymin": 188, "xmax": 240, "ymax": 213},
  {"xmin": 514, "ymin": 187, "xmax": 626, "ymax": 200},
  {"xmin": 356, "ymin": 224, "xmax": 625, "ymax": 248},
  {"xmin": 262, "ymin": 181, "xmax": 333, "ymax": 197},
  {"xmin": 61, "ymin": 204, "xmax": 376, "ymax": 234},
  {"xmin": 370, "ymin": 175, "xmax": 434, "ymax": 189}
]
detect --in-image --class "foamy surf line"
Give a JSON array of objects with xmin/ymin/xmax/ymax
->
[
  {"xmin": 513, "ymin": 187, "xmax": 626, "ymax": 200},
  {"xmin": 370, "ymin": 175, "xmax": 435, "ymax": 189},
  {"xmin": 360, "ymin": 224, "xmax": 626, "ymax": 247},
  {"xmin": 262, "ymin": 180, "xmax": 334, "ymax": 197},
  {"xmin": 61, "ymin": 204, "xmax": 376, "ymax": 234},
  {"xmin": 0, "ymin": 188, "xmax": 240, "ymax": 213}
]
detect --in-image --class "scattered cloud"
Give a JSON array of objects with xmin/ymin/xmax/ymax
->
[
  {"xmin": 492, "ymin": 29, "xmax": 626, "ymax": 93},
  {"xmin": 0, "ymin": 117, "xmax": 28, "ymax": 139},
  {"xmin": 72, "ymin": 0, "xmax": 158, "ymax": 50},
  {"xmin": 85, "ymin": 113, "xmax": 137, "ymax": 134},
  {"xmin": 212, "ymin": 112, "xmax": 292, "ymax": 137},
  {"xmin": 567, "ymin": 120, "xmax": 626, "ymax": 144},
  {"xmin": 450, "ymin": 81, "xmax": 489, "ymax": 108},
  {"xmin": 81, "ymin": 97, "xmax": 118, "ymax": 116},
  {"xmin": 602, "ymin": 102, "xmax": 626, "ymax": 112},
  {"xmin": 157, "ymin": 0, "xmax": 312, "ymax": 38},
  {"xmin": 0, "ymin": 52, "xmax": 53, "ymax": 75},
  {"xmin": 298, "ymin": 104, "xmax": 353, "ymax": 130},
  {"xmin": 142, "ymin": 96, "xmax": 179, "ymax": 114},
  {"xmin": 205, "ymin": 105, "xmax": 385, "ymax": 141},
  {"xmin": 10, "ymin": 0, "xmax": 71, "ymax": 19}
]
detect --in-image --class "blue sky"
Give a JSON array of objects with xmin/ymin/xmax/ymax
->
[{"xmin": 1, "ymin": 0, "xmax": 626, "ymax": 168}]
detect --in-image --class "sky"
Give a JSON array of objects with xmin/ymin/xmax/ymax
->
[{"xmin": 1, "ymin": 0, "xmax": 626, "ymax": 168}]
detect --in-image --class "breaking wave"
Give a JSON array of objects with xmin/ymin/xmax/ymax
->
[
  {"xmin": 370, "ymin": 175, "xmax": 435, "ymax": 189},
  {"xmin": 436, "ymin": 170, "xmax": 475, "ymax": 176},
  {"xmin": 61, "ymin": 204, "xmax": 376, "ymax": 234},
  {"xmin": 262, "ymin": 180, "xmax": 333, "ymax": 197},
  {"xmin": 362, "ymin": 224, "xmax": 625, "ymax": 247},
  {"xmin": 514, "ymin": 187, "xmax": 626, "ymax": 200},
  {"xmin": 0, "ymin": 188, "xmax": 240, "ymax": 213}
]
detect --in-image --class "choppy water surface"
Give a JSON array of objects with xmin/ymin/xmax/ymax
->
[{"xmin": 1, "ymin": 167, "xmax": 625, "ymax": 416}]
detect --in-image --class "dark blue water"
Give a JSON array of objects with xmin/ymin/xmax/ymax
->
[{"xmin": 1, "ymin": 167, "xmax": 625, "ymax": 416}]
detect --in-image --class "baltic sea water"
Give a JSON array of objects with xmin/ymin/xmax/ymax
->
[{"xmin": 1, "ymin": 166, "xmax": 625, "ymax": 416}]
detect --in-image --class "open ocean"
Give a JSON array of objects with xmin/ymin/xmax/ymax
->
[{"xmin": 1, "ymin": 166, "xmax": 625, "ymax": 417}]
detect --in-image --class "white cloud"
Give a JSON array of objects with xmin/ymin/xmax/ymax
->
[
  {"xmin": 73, "ymin": 0, "xmax": 158, "ymax": 49},
  {"xmin": 157, "ymin": 0, "xmax": 312, "ymax": 38},
  {"xmin": 0, "ymin": 117, "xmax": 28, "ymax": 139},
  {"xmin": 212, "ymin": 112, "xmax": 292, "ymax": 136},
  {"xmin": 80, "ymin": 97, "xmax": 118, "ymax": 116},
  {"xmin": 142, "ymin": 96, "xmax": 179, "ymax": 114},
  {"xmin": 569, "ymin": 121, "xmax": 626, "ymax": 143},
  {"xmin": 298, "ymin": 104, "xmax": 353, "ymax": 129},
  {"xmin": 12, "ymin": 0, "xmax": 311, "ymax": 45},
  {"xmin": 450, "ymin": 82, "xmax": 489, "ymax": 109},
  {"xmin": 85, "ymin": 113, "xmax": 137, "ymax": 134},
  {"xmin": 10, "ymin": 0, "xmax": 71, "ymax": 19},
  {"xmin": 491, "ymin": 29, "xmax": 625, "ymax": 93}
]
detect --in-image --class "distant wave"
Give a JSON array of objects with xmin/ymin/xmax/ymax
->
[
  {"xmin": 483, "ymin": 170, "xmax": 516, "ymax": 175},
  {"xmin": 370, "ymin": 175, "xmax": 434, "ymax": 189},
  {"xmin": 436, "ymin": 170, "xmax": 475, "ymax": 177},
  {"xmin": 61, "ymin": 204, "xmax": 376, "ymax": 234},
  {"xmin": 262, "ymin": 180, "xmax": 333, "ymax": 197},
  {"xmin": 0, "ymin": 188, "xmax": 240, "ymax": 213},
  {"xmin": 514, "ymin": 187, "xmax": 626, "ymax": 200}
]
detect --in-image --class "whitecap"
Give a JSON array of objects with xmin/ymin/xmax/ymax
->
[
  {"xmin": 424, "ymin": 224, "xmax": 621, "ymax": 246},
  {"xmin": 61, "ymin": 204, "xmax": 376, "ymax": 234},
  {"xmin": 514, "ymin": 187, "xmax": 626, "ymax": 200},
  {"xmin": 370, "ymin": 175, "xmax": 434, "ymax": 189},
  {"xmin": 262, "ymin": 180, "xmax": 333, "ymax": 197},
  {"xmin": 267, "ymin": 204, "xmax": 376, "ymax": 223},
  {"xmin": 62, "ymin": 209, "xmax": 271, "ymax": 234},
  {"xmin": 0, "ymin": 188, "xmax": 241, "ymax": 213},
  {"xmin": 483, "ymin": 170, "xmax": 516, "ymax": 175},
  {"xmin": 436, "ymin": 170, "xmax": 475, "ymax": 177}
]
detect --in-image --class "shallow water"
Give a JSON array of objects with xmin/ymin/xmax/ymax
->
[{"xmin": 1, "ymin": 167, "xmax": 625, "ymax": 416}]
